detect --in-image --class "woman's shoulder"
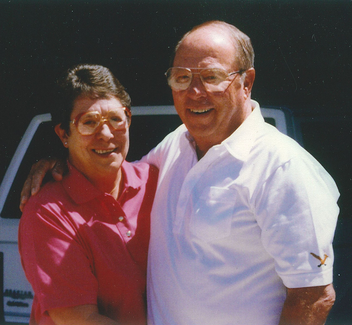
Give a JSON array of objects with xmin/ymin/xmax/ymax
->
[
  {"xmin": 21, "ymin": 180, "xmax": 69, "ymax": 221},
  {"xmin": 26, "ymin": 180, "xmax": 65, "ymax": 205}
]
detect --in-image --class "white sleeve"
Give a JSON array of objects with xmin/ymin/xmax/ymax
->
[{"xmin": 255, "ymin": 154, "xmax": 340, "ymax": 288}]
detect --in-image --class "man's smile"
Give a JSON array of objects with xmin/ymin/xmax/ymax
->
[{"xmin": 189, "ymin": 108, "xmax": 214, "ymax": 114}]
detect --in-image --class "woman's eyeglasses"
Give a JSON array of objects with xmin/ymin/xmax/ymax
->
[{"xmin": 70, "ymin": 107, "xmax": 131, "ymax": 135}]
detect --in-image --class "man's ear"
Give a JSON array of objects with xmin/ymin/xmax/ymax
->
[
  {"xmin": 243, "ymin": 68, "xmax": 255, "ymax": 100},
  {"xmin": 55, "ymin": 124, "xmax": 69, "ymax": 148}
]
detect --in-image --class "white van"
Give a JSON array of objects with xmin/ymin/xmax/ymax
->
[{"xmin": 0, "ymin": 105, "xmax": 300, "ymax": 324}]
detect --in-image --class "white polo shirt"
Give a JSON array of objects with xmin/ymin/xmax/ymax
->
[{"xmin": 143, "ymin": 101, "xmax": 339, "ymax": 325}]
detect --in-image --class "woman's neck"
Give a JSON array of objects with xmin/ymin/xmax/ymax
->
[{"xmin": 91, "ymin": 168, "xmax": 124, "ymax": 200}]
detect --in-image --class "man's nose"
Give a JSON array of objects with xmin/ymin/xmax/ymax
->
[{"xmin": 188, "ymin": 75, "xmax": 207, "ymax": 97}]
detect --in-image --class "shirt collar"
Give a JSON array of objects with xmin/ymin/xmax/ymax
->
[
  {"xmin": 222, "ymin": 100, "xmax": 264, "ymax": 161},
  {"xmin": 62, "ymin": 160, "xmax": 141, "ymax": 204}
]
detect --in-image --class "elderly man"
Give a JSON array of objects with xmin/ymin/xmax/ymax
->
[
  {"xmin": 21, "ymin": 21, "xmax": 339, "ymax": 325},
  {"xmin": 142, "ymin": 21, "xmax": 339, "ymax": 325}
]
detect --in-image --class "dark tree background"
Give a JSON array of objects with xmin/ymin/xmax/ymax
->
[{"xmin": 0, "ymin": 0, "xmax": 351, "ymax": 322}]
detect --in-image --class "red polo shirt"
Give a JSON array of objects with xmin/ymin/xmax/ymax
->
[{"xmin": 19, "ymin": 161, "xmax": 158, "ymax": 325}]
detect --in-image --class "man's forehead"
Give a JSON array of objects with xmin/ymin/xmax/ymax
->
[
  {"xmin": 174, "ymin": 29, "xmax": 235, "ymax": 68},
  {"xmin": 184, "ymin": 25, "xmax": 231, "ymax": 43}
]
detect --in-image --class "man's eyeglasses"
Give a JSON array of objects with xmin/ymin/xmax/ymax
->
[
  {"xmin": 165, "ymin": 67, "xmax": 243, "ymax": 92},
  {"xmin": 70, "ymin": 107, "xmax": 131, "ymax": 135}
]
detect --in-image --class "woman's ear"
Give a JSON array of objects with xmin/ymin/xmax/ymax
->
[{"xmin": 55, "ymin": 124, "xmax": 69, "ymax": 148}]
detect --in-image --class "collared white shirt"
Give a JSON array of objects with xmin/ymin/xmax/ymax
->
[{"xmin": 143, "ymin": 101, "xmax": 339, "ymax": 325}]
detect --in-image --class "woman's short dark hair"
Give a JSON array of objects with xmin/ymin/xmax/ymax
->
[{"xmin": 52, "ymin": 64, "xmax": 131, "ymax": 133}]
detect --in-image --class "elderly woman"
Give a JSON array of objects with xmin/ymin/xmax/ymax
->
[{"xmin": 19, "ymin": 64, "xmax": 158, "ymax": 325}]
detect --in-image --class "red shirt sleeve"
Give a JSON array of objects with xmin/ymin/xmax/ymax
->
[{"xmin": 19, "ymin": 197, "xmax": 98, "ymax": 316}]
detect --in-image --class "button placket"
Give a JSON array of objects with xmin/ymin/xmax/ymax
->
[
  {"xmin": 173, "ymin": 156, "xmax": 214, "ymax": 233},
  {"xmin": 105, "ymin": 197, "xmax": 133, "ymax": 241},
  {"xmin": 116, "ymin": 215, "xmax": 130, "ymax": 237},
  {"xmin": 109, "ymin": 203, "xmax": 131, "ymax": 241}
]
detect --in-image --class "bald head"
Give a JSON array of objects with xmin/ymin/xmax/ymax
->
[{"xmin": 174, "ymin": 21, "xmax": 254, "ymax": 71}]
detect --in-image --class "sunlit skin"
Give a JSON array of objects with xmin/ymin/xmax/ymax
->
[
  {"xmin": 55, "ymin": 96, "xmax": 129, "ymax": 199},
  {"xmin": 172, "ymin": 26, "xmax": 255, "ymax": 158}
]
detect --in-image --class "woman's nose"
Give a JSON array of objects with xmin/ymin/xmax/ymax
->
[{"xmin": 96, "ymin": 122, "xmax": 114, "ymax": 140}]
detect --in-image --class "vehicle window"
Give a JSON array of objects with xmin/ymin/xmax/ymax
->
[
  {"xmin": 1, "ymin": 122, "xmax": 65, "ymax": 219},
  {"xmin": 265, "ymin": 117, "xmax": 276, "ymax": 127},
  {"xmin": 1, "ymin": 114, "xmax": 182, "ymax": 219}
]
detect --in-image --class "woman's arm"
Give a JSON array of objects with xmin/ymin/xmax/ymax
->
[{"xmin": 49, "ymin": 304, "xmax": 119, "ymax": 325}]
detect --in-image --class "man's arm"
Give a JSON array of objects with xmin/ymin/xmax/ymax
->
[
  {"xmin": 20, "ymin": 157, "xmax": 65, "ymax": 211},
  {"xmin": 279, "ymin": 284, "xmax": 335, "ymax": 325},
  {"xmin": 49, "ymin": 304, "xmax": 119, "ymax": 325}
]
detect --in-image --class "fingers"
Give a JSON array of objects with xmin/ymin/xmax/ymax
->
[
  {"xmin": 52, "ymin": 159, "xmax": 65, "ymax": 182},
  {"xmin": 19, "ymin": 158, "xmax": 64, "ymax": 212},
  {"xmin": 20, "ymin": 160, "xmax": 49, "ymax": 212}
]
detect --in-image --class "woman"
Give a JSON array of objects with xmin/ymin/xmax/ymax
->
[{"xmin": 19, "ymin": 64, "xmax": 158, "ymax": 325}]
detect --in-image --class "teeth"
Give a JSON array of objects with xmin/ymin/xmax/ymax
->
[
  {"xmin": 190, "ymin": 109, "xmax": 211, "ymax": 114},
  {"xmin": 94, "ymin": 149, "xmax": 115, "ymax": 154}
]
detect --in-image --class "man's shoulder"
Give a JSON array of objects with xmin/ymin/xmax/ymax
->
[
  {"xmin": 140, "ymin": 124, "xmax": 190, "ymax": 169},
  {"xmin": 154, "ymin": 124, "xmax": 189, "ymax": 154},
  {"xmin": 162, "ymin": 123, "xmax": 188, "ymax": 142},
  {"xmin": 257, "ymin": 123, "xmax": 304, "ymax": 157},
  {"xmin": 252, "ymin": 124, "xmax": 335, "ymax": 183},
  {"xmin": 244, "ymin": 123, "xmax": 316, "ymax": 175}
]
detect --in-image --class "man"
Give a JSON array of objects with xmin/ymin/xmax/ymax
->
[
  {"xmin": 21, "ymin": 21, "xmax": 339, "ymax": 324},
  {"xmin": 142, "ymin": 21, "xmax": 339, "ymax": 325}
]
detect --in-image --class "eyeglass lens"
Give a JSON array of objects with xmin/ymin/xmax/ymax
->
[{"xmin": 166, "ymin": 68, "xmax": 234, "ymax": 91}]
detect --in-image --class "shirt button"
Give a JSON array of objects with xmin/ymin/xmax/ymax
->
[
  {"xmin": 126, "ymin": 230, "xmax": 132, "ymax": 237},
  {"xmin": 118, "ymin": 216, "xmax": 124, "ymax": 222}
]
